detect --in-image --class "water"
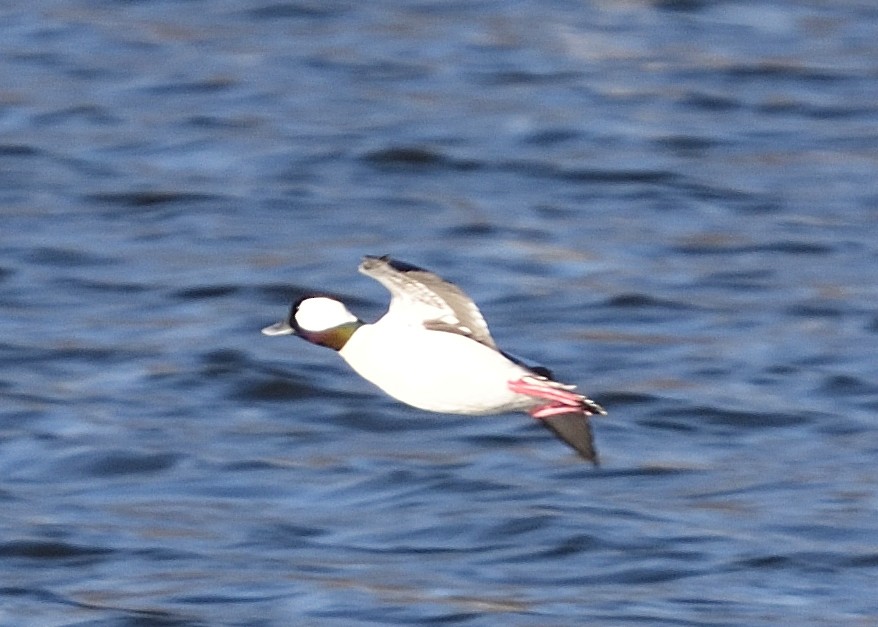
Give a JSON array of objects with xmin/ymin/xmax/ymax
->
[{"xmin": 2, "ymin": 1, "xmax": 877, "ymax": 624}]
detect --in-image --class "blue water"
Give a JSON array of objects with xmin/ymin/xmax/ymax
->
[{"xmin": 2, "ymin": 1, "xmax": 878, "ymax": 624}]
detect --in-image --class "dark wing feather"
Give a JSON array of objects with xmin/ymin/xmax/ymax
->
[{"xmin": 540, "ymin": 413, "xmax": 599, "ymax": 464}]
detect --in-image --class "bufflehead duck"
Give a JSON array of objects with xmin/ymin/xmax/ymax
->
[{"xmin": 262, "ymin": 255, "xmax": 606, "ymax": 463}]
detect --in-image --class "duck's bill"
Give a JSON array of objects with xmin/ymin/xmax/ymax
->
[
  {"xmin": 261, "ymin": 320, "xmax": 295, "ymax": 336},
  {"xmin": 540, "ymin": 412, "xmax": 599, "ymax": 465}
]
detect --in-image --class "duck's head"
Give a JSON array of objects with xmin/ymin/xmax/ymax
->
[{"xmin": 262, "ymin": 296, "xmax": 363, "ymax": 350}]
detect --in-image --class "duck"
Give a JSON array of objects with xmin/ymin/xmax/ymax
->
[{"xmin": 262, "ymin": 255, "xmax": 606, "ymax": 463}]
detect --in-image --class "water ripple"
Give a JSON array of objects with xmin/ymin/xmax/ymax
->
[{"xmin": 1, "ymin": 0, "xmax": 877, "ymax": 624}]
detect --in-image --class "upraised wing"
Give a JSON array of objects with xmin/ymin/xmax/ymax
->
[{"xmin": 358, "ymin": 255, "xmax": 498, "ymax": 350}]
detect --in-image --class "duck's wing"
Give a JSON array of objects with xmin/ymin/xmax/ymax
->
[
  {"xmin": 358, "ymin": 255, "xmax": 498, "ymax": 350},
  {"xmin": 540, "ymin": 412, "xmax": 599, "ymax": 464}
]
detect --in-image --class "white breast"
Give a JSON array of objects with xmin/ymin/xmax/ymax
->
[{"xmin": 339, "ymin": 321, "xmax": 534, "ymax": 415}]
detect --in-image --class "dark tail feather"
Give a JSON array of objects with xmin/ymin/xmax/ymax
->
[{"xmin": 540, "ymin": 412, "xmax": 599, "ymax": 464}]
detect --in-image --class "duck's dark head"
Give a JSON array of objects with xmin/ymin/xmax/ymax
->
[{"xmin": 262, "ymin": 296, "xmax": 363, "ymax": 351}]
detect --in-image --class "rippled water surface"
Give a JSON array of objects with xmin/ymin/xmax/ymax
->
[{"xmin": 2, "ymin": 1, "xmax": 878, "ymax": 625}]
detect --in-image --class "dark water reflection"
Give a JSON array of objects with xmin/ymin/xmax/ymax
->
[{"xmin": 2, "ymin": 1, "xmax": 878, "ymax": 624}]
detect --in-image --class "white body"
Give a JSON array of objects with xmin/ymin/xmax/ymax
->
[{"xmin": 340, "ymin": 317, "xmax": 536, "ymax": 415}]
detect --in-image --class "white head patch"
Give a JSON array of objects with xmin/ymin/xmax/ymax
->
[{"xmin": 295, "ymin": 297, "xmax": 358, "ymax": 332}]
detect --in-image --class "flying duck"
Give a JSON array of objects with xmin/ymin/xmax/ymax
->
[{"xmin": 262, "ymin": 255, "xmax": 606, "ymax": 463}]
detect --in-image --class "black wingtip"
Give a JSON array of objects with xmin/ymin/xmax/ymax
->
[
  {"xmin": 539, "ymin": 413, "xmax": 599, "ymax": 465},
  {"xmin": 362, "ymin": 255, "xmax": 425, "ymax": 274}
]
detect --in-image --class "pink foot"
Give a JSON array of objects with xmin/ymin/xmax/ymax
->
[
  {"xmin": 508, "ymin": 377, "xmax": 585, "ymax": 408},
  {"xmin": 531, "ymin": 403, "xmax": 591, "ymax": 418},
  {"xmin": 509, "ymin": 377, "xmax": 607, "ymax": 418}
]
